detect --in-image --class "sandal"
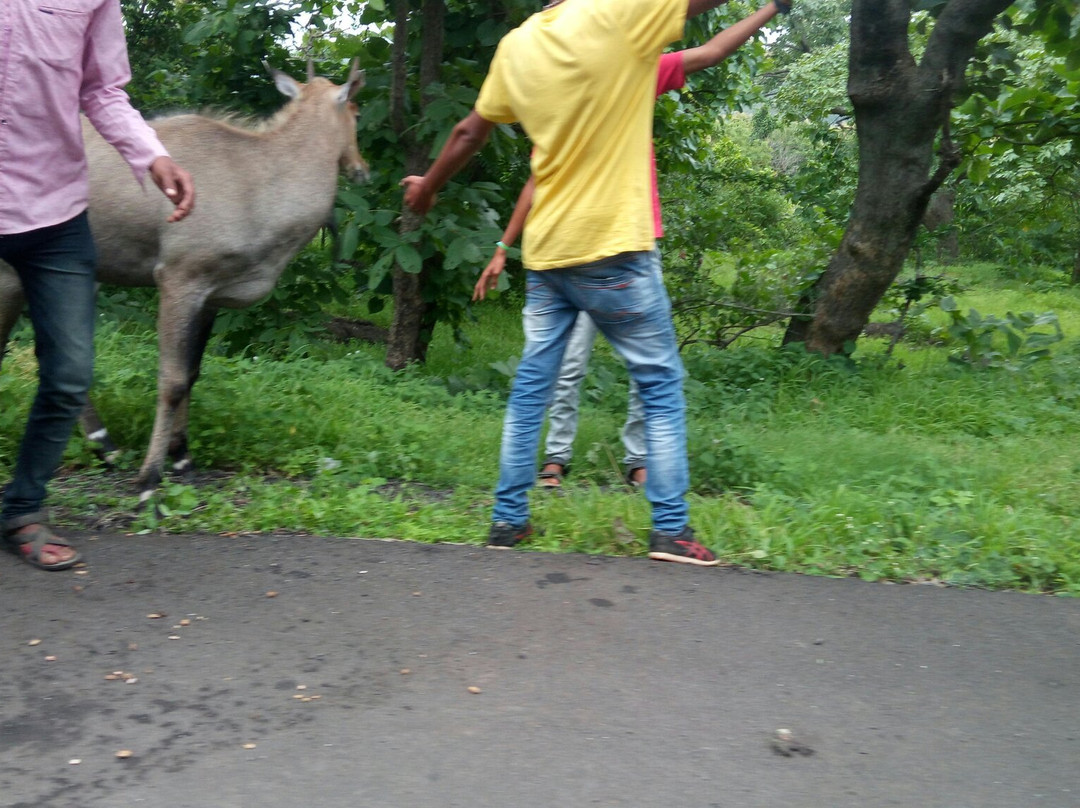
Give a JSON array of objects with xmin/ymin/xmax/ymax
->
[
  {"xmin": 626, "ymin": 465, "xmax": 646, "ymax": 489},
  {"xmin": 537, "ymin": 463, "xmax": 567, "ymax": 489},
  {"xmin": 5, "ymin": 524, "xmax": 82, "ymax": 571}
]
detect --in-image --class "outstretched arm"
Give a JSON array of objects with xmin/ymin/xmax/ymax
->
[
  {"xmin": 681, "ymin": 1, "xmax": 786, "ymax": 74},
  {"xmin": 473, "ymin": 175, "xmax": 536, "ymax": 301},
  {"xmin": 402, "ymin": 110, "xmax": 497, "ymax": 214}
]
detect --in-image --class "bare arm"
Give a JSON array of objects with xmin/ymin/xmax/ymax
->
[
  {"xmin": 473, "ymin": 176, "xmax": 536, "ymax": 301},
  {"xmin": 681, "ymin": 2, "xmax": 783, "ymax": 74},
  {"xmin": 401, "ymin": 110, "xmax": 497, "ymax": 214}
]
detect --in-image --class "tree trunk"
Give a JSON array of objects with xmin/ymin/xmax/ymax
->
[
  {"xmin": 783, "ymin": 0, "xmax": 1011, "ymax": 355},
  {"xmin": 385, "ymin": 0, "xmax": 444, "ymax": 370}
]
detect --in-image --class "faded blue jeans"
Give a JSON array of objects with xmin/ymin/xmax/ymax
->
[
  {"xmin": 543, "ymin": 311, "xmax": 646, "ymax": 474},
  {"xmin": 493, "ymin": 249, "xmax": 689, "ymax": 534},
  {"xmin": 0, "ymin": 212, "xmax": 97, "ymax": 533}
]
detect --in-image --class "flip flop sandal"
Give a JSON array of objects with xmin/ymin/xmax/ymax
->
[
  {"xmin": 5, "ymin": 524, "xmax": 82, "ymax": 571},
  {"xmin": 537, "ymin": 464, "xmax": 567, "ymax": 489}
]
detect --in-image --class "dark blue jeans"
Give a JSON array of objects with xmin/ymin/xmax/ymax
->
[{"xmin": 1, "ymin": 212, "xmax": 96, "ymax": 533}]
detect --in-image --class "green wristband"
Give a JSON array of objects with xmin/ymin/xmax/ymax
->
[{"xmin": 496, "ymin": 241, "xmax": 510, "ymax": 251}]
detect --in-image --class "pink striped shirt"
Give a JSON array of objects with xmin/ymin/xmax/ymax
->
[{"xmin": 0, "ymin": 0, "xmax": 169, "ymax": 234}]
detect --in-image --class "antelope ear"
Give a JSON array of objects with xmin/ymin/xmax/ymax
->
[
  {"xmin": 337, "ymin": 58, "xmax": 364, "ymax": 104},
  {"xmin": 263, "ymin": 61, "xmax": 302, "ymax": 99}
]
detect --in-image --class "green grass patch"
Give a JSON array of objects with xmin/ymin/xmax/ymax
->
[{"xmin": 2, "ymin": 262, "xmax": 1079, "ymax": 594}]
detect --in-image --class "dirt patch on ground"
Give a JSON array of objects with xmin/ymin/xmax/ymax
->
[{"xmin": 45, "ymin": 467, "xmax": 454, "ymax": 534}]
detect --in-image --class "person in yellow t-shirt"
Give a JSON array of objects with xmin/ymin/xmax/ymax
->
[
  {"xmin": 474, "ymin": 2, "xmax": 788, "ymax": 494},
  {"xmin": 402, "ymin": 0, "xmax": 785, "ymax": 565}
]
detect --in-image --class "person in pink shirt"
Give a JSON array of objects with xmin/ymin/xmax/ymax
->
[
  {"xmin": 0, "ymin": 0, "xmax": 195, "ymax": 570},
  {"xmin": 472, "ymin": 1, "xmax": 785, "ymax": 490}
]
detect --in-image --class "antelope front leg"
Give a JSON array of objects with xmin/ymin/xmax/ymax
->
[
  {"xmin": 0, "ymin": 261, "xmax": 25, "ymax": 365},
  {"xmin": 137, "ymin": 286, "xmax": 207, "ymax": 503},
  {"xmin": 80, "ymin": 401, "xmax": 122, "ymax": 466},
  {"xmin": 166, "ymin": 306, "xmax": 217, "ymax": 478}
]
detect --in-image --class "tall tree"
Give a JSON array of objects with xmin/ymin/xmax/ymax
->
[
  {"xmin": 335, "ymin": 0, "xmax": 534, "ymax": 369},
  {"xmin": 784, "ymin": 0, "xmax": 1079, "ymax": 355}
]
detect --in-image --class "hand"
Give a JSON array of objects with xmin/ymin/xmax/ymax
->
[
  {"xmin": 149, "ymin": 156, "xmax": 195, "ymax": 222},
  {"xmin": 401, "ymin": 175, "xmax": 436, "ymax": 215},
  {"xmin": 472, "ymin": 249, "xmax": 507, "ymax": 301}
]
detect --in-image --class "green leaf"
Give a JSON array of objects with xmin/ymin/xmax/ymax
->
[
  {"xmin": 395, "ymin": 243, "xmax": 422, "ymax": 274},
  {"xmin": 444, "ymin": 236, "xmax": 469, "ymax": 270},
  {"xmin": 337, "ymin": 220, "xmax": 360, "ymax": 261},
  {"xmin": 368, "ymin": 252, "xmax": 394, "ymax": 291}
]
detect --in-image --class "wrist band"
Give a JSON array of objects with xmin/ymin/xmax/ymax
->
[
  {"xmin": 774, "ymin": 0, "xmax": 791, "ymax": 13},
  {"xmin": 496, "ymin": 240, "xmax": 510, "ymax": 251}
]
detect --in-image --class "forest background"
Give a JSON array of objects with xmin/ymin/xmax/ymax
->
[{"xmin": 1, "ymin": 0, "xmax": 1079, "ymax": 593}]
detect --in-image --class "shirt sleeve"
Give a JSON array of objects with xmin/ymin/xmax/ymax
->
[
  {"xmin": 475, "ymin": 36, "xmax": 519, "ymax": 124},
  {"xmin": 655, "ymin": 51, "xmax": 687, "ymax": 95},
  {"xmin": 79, "ymin": 0, "xmax": 169, "ymax": 183}
]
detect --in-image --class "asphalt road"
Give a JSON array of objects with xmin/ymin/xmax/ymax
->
[{"xmin": 3, "ymin": 531, "xmax": 1079, "ymax": 808}]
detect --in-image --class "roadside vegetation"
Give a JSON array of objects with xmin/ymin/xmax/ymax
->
[{"xmin": 2, "ymin": 255, "xmax": 1077, "ymax": 594}]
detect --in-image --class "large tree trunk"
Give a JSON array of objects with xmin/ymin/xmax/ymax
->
[
  {"xmin": 783, "ymin": 0, "xmax": 1011, "ymax": 354},
  {"xmin": 385, "ymin": 0, "xmax": 444, "ymax": 370}
]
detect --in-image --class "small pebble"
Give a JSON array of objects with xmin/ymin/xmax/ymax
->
[
  {"xmin": 467, "ymin": 686, "xmax": 482, "ymax": 694},
  {"xmin": 28, "ymin": 639, "xmax": 42, "ymax": 646},
  {"xmin": 115, "ymin": 750, "xmax": 133, "ymax": 759}
]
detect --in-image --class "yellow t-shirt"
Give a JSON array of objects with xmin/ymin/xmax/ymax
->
[{"xmin": 475, "ymin": 0, "xmax": 686, "ymax": 270}]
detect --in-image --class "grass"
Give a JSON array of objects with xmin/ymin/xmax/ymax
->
[{"xmin": 1, "ymin": 260, "xmax": 1079, "ymax": 594}]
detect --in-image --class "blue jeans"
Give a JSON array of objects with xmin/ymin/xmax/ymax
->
[
  {"xmin": 494, "ymin": 249, "xmax": 688, "ymax": 533},
  {"xmin": 0, "ymin": 212, "xmax": 97, "ymax": 532},
  {"xmin": 543, "ymin": 311, "xmax": 646, "ymax": 472}
]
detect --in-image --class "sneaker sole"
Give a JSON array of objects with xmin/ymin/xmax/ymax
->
[{"xmin": 647, "ymin": 551, "xmax": 721, "ymax": 567}]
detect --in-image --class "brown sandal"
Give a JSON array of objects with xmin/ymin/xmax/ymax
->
[
  {"xmin": 537, "ymin": 463, "xmax": 566, "ymax": 489},
  {"xmin": 5, "ymin": 524, "xmax": 82, "ymax": 571}
]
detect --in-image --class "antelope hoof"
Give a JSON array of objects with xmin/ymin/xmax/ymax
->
[
  {"xmin": 136, "ymin": 487, "xmax": 157, "ymax": 512},
  {"xmin": 171, "ymin": 456, "xmax": 197, "ymax": 480}
]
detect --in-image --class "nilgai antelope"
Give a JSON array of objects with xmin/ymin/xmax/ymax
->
[{"xmin": 0, "ymin": 61, "xmax": 368, "ymax": 502}]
